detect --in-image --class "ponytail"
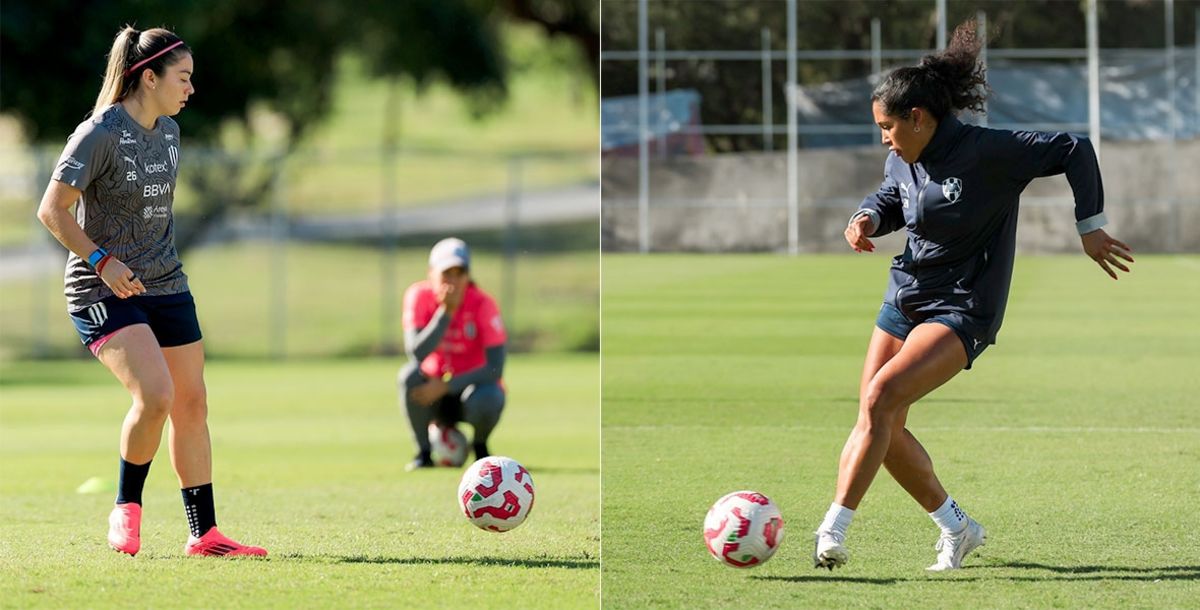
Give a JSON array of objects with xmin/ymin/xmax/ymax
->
[
  {"xmin": 91, "ymin": 26, "xmax": 189, "ymax": 118},
  {"xmin": 872, "ymin": 20, "xmax": 989, "ymax": 121}
]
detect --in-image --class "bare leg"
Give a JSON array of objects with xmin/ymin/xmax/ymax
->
[
  {"xmin": 834, "ymin": 324, "xmax": 966, "ymax": 510},
  {"xmin": 883, "ymin": 425, "xmax": 947, "ymax": 511},
  {"xmin": 163, "ymin": 340, "xmax": 211, "ymax": 487},
  {"xmin": 96, "ymin": 324, "xmax": 175, "ymax": 464},
  {"xmin": 850, "ymin": 328, "xmax": 951, "ymax": 511}
]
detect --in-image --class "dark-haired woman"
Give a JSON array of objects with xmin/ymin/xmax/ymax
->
[
  {"xmin": 812, "ymin": 21, "xmax": 1133, "ymax": 571},
  {"xmin": 36, "ymin": 26, "xmax": 266, "ymax": 557}
]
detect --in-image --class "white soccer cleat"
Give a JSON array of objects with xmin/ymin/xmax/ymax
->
[
  {"xmin": 813, "ymin": 530, "xmax": 849, "ymax": 570},
  {"xmin": 926, "ymin": 518, "xmax": 987, "ymax": 571}
]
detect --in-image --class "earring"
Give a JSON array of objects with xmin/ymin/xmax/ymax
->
[{"xmin": 914, "ymin": 126, "xmax": 921, "ymax": 133}]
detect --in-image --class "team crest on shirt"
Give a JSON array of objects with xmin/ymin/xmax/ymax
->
[
  {"xmin": 942, "ymin": 177, "xmax": 962, "ymax": 203},
  {"xmin": 899, "ymin": 182, "xmax": 910, "ymax": 209},
  {"xmin": 464, "ymin": 321, "xmax": 477, "ymax": 340}
]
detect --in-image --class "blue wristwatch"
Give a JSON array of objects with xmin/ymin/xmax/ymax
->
[{"xmin": 87, "ymin": 247, "xmax": 109, "ymax": 268}]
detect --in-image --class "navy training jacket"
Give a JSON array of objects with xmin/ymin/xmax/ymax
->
[{"xmin": 854, "ymin": 115, "xmax": 1107, "ymax": 347}]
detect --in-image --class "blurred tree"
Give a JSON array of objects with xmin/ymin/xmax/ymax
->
[
  {"xmin": 1, "ymin": 0, "xmax": 507, "ymax": 249},
  {"xmin": 501, "ymin": 0, "xmax": 600, "ymax": 77}
]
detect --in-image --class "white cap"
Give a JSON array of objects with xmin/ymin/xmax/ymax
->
[{"xmin": 429, "ymin": 237, "xmax": 470, "ymax": 272}]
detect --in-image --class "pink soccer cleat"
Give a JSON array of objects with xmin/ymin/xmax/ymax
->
[
  {"xmin": 184, "ymin": 527, "xmax": 268, "ymax": 557},
  {"xmin": 108, "ymin": 503, "xmax": 142, "ymax": 556}
]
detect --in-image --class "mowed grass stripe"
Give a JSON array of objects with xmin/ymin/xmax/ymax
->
[
  {"xmin": 600, "ymin": 254, "xmax": 1200, "ymax": 610},
  {"xmin": 0, "ymin": 354, "xmax": 599, "ymax": 609}
]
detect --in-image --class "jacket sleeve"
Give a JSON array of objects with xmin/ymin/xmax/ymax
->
[
  {"xmin": 993, "ymin": 130, "xmax": 1106, "ymax": 235},
  {"xmin": 852, "ymin": 156, "xmax": 906, "ymax": 238}
]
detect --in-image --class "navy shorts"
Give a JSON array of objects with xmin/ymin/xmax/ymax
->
[
  {"xmin": 875, "ymin": 302, "xmax": 988, "ymax": 369},
  {"xmin": 69, "ymin": 292, "xmax": 202, "ymax": 350}
]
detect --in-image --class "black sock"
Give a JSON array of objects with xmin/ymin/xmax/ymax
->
[
  {"xmin": 181, "ymin": 483, "xmax": 217, "ymax": 538},
  {"xmin": 473, "ymin": 443, "xmax": 489, "ymax": 459},
  {"xmin": 116, "ymin": 458, "xmax": 151, "ymax": 505}
]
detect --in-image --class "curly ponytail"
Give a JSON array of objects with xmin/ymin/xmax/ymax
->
[{"xmin": 872, "ymin": 20, "xmax": 989, "ymax": 121}]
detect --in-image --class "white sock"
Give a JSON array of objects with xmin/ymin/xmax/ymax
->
[
  {"xmin": 929, "ymin": 496, "xmax": 968, "ymax": 534},
  {"xmin": 818, "ymin": 503, "xmax": 855, "ymax": 538}
]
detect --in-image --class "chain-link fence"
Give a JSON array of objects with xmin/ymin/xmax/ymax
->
[
  {"xmin": 600, "ymin": 0, "xmax": 1200, "ymax": 253},
  {"xmin": 0, "ymin": 145, "xmax": 597, "ymax": 360}
]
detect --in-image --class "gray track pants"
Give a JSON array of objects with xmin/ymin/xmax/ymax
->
[{"xmin": 399, "ymin": 362, "xmax": 505, "ymax": 452}]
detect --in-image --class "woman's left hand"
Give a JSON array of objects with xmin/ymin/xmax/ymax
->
[
  {"xmin": 1081, "ymin": 229, "xmax": 1134, "ymax": 280},
  {"xmin": 410, "ymin": 376, "xmax": 449, "ymax": 407}
]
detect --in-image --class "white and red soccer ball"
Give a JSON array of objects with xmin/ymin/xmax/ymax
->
[
  {"xmin": 457, "ymin": 456, "xmax": 535, "ymax": 532},
  {"xmin": 428, "ymin": 423, "xmax": 468, "ymax": 467},
  {"xmin": 703, "ymin": 491, "xmax": 785, "ymax": 568}
]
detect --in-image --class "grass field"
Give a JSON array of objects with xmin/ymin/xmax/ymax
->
[
  {"xmin": 601, "ymin": 254, "xmax": 1200, "ymax": 609},
  {"xmin": 0, "ymin": 353, "xmax": 599, "ymax": 609},
  {"xmin": 0, "ymin": 239, "xmax": 598, "ymax": 360}
]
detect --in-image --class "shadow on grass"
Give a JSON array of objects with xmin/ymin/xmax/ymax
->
[
  {"xmin": 334, "ymin": 555, "xmax": 599, "ymax": 570},
  {"xmin": 753, "ymin": 575, "xmax": 904, "ymax": 585},
  {"xmin": 971, "ymin": 562, "xmax": 1200, "ymax": 582},
  {"xmin": 753, "ymin": 562, "xmax": 1200, "ymax": 585}
]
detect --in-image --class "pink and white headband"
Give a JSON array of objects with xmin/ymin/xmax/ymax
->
[{"xmin": 123, "ymin": 40, "xmax": 185, "ymax": 78}]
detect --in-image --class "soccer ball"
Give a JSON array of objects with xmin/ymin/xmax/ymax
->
[
  {"xmin": 703, "ymin": 491, "xmax": 785, "ymax": 568},
  {"xmin": 457, "ymin": 456, "xmax": 535, "ymax": 532},
  {"xmin": 428, "ymin": 423, "xmax": 468, "ymax": 467}
]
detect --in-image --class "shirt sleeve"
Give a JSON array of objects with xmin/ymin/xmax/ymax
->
[
  {"xmin": 853, "ymin": 156, "xmax": 906, "ymax": 238},
  {"xmin": 991, "ymin": 130, "xmax": 1106, "ymax": 235},
  {"xmin": 477, "ymin": 295, "xmax": 507, "ymax": 348},
  {"xmin": 446, "ymin": 345, "xmax": 505, "ymax": 394},
  {"xmin": 52, "ymin": 121, "xmax": 113, "ymax": 192},
  {"xmin": 402, "ymin": 284, "xmax": 432, "ymax": 332}
]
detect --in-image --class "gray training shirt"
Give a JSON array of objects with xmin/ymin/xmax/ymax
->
[{"xmin": 52, "ymin": 103, "xmax": 189, "ymax": 311}]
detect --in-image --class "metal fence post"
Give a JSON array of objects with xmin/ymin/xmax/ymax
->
[
  {"xmin": 762, "ymin": 27, "xmax": 773, "ymax": 151},
  {"xmin": 1167, "ymin": 0, "xmax": 1177, "ymax": 144},
  {"xmin": 269, "ymin": 159, "xmax": 287, "ymax": 360},
  {"xmin": 871, "ymin": 19, "xmax": 883, "ymax": 145},
  {"xmin": 1087, "ymin": 0, "xmax": 1101, "ymax": 161},
  {"xmin": 503, "ymin": 157, "xmax": 522, "ymax": 334},
  {"xmin": 380, "ymin": 78, "xmax": 401, "ymax": 356},
  {"xmin": 638, "ymin": 0, "xmax": 650, "ymax": 253},
  {"xmin": 870, "ymin": 18, "xmax": 881, "ymax": 84},
  {"xmin": 31, "ymin": 148, "xmax": 52, "ymax": 358},
  {"xmin": 1166, "ymin": 0, "xmax": 1179, "ymax": 251},
  {"xmin": 787, "ymin": 0, "xmax": 798, "ymax": 254},
  {"xmin": 657, "ymin": 27, "xmax": 667, "ymax": 159},
  {"xmin": 936, "ymin": 0, "xmax": 947, "ymax": 50}
]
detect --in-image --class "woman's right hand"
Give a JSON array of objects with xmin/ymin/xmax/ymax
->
[
  {"xmin": 845, "ymin": 214, "xmax": 876, "ymax": 253},
  {"xmin": 99, "ymin": 257, "xmax": 146, "ymax": 299},
  {"xmin": 436, "ymin": 282, "xmax": 464, "ymax": 313}
]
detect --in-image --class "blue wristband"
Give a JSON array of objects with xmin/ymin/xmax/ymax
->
[{"xmin": 87, "ymin": 247, "xmax": 108, "ymax": 268}]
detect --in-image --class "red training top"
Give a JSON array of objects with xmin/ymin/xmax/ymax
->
[{"xmin": 402, "ymin": 281, "xmax": 507, "ymax": 378}]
